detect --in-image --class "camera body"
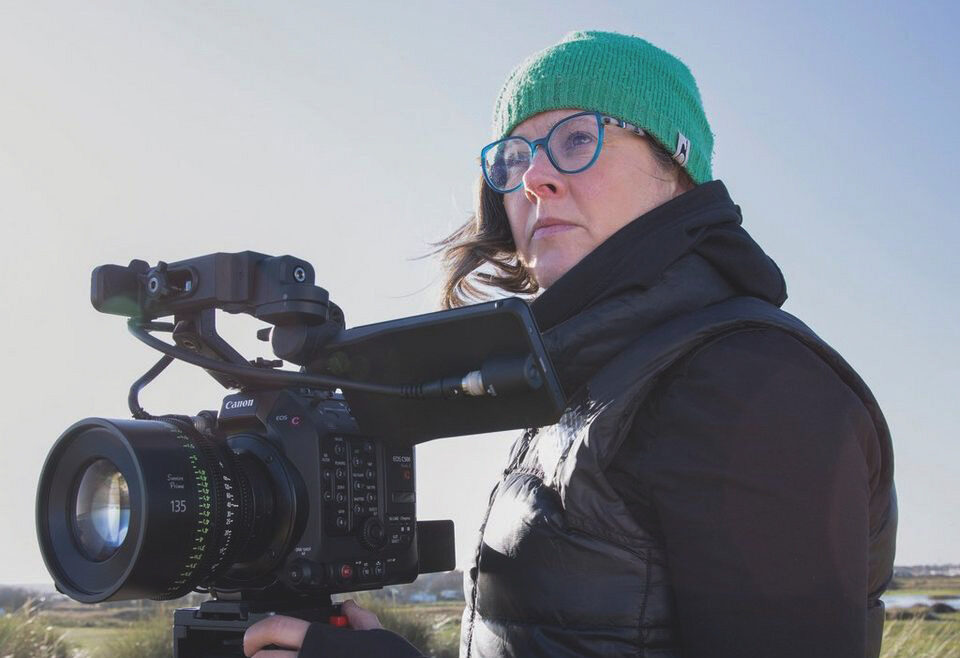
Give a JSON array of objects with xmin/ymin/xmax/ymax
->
[
  {"xmin": 213, "ymin": 388, "xmax": 432, "ymax": 595},
  {"xmin": 38, "ymin": 384, "xmax": 454, "ymax": 606}
]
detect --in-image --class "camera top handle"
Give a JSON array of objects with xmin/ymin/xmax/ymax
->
[
  {"xmin": 93, "ymin": 253, "xmax": 559, "ymax": 434},
  {"xmin": 93, "ymin": 251, "xmax": 354, "ymax": 391},
  {"xmin": 93, "ymin": 251, "xmax": 334, "ymax": 327}
]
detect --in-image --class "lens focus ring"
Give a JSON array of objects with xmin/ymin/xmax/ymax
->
[{"xmin": 156, "ymin": 419, "xmax": 235, "ymax": 600}]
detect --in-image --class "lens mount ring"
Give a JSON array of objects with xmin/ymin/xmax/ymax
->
[
  {"xmin": 214, "ymin": 433, "xmax": 307, "ymax": 587},
  {"xmin": 217, "ymin": 442, "xmax": 256, "ymax": 567}
]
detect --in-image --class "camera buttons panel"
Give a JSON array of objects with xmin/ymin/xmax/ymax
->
[
  {"xmin": 320, "ymin": 436, "xmax": 353, "ymax": 536},
  {"xmin": 320, "ymin": 435, "xmax": 382, "ymax": 540}
]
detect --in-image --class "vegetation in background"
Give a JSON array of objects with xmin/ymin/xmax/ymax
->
[
  {"xmin": 882, "ymin": 613, "xmax": 960, "ymax": 658},
  {"xmin": 0, "ymin": 603, "xmax": 73, "ymax": 658},
  {"xmin": 97, "ymin": 611, "xmax": 170, "ymax": 658},
  {"xmin": 354, "ymin": 595, "xmax": 460, "ymax": 658},
  {"xmin": 3, "ymin": 578, "xmax": 958, "ymax": 657},
  {"xmin": 888, "ymin": 576, "xmax": 960, "ymax": 596},
  {"xmin": 0, "ymin": 587, "xmax": 37, "ymax": 614}
]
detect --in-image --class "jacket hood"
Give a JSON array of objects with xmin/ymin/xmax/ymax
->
[{"xmin": 531, "ymin": 180, "xmax": 787, "ymax": 332}]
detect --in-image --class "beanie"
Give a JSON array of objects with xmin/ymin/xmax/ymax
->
[{"xmin": 492, "ymin": 31, "xmax": 714, "ymax": 185}]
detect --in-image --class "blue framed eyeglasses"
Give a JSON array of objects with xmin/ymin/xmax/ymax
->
[{"xmin": 480, "ymin": 111, "xmax": 646, "ymax": 194}]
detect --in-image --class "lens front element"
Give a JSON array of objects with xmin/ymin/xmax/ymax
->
[{"xmin": 72, "ymin": 459, "xmax": 130, "ymax": 561}]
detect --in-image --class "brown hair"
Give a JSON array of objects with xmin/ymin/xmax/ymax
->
[{"xmin": 435, "ymin": 135, "xmax": 696, "ymax": 309}]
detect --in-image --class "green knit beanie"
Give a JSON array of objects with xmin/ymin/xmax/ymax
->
[{"xmin": 492, "ymin": 31, "xmax": 714, "ymax": 185}]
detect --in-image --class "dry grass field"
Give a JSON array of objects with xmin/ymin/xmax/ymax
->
[{"xmin": 2, "ymin": 577, "xmax": 957, "ymax": 657}]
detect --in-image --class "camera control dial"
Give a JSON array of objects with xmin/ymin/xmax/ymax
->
[{"xmin": 359, "ymin": 516, "xmax": 387, "ymax": 551}]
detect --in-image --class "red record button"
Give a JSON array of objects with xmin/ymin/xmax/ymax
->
[{"xmin": 339, "ymin": 564, "xmax": 354, "ymax": 581}]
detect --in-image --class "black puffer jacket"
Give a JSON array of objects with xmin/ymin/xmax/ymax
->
[
  {"xmin": 460, "ymin": 181, "xmax": 897, "ymax": 658},
  {"xmin": 298, "ymin": 181, "xmax": 896, "ymax": 658}
]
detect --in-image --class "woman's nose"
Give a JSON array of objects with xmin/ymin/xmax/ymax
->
[{"xmin": 522, "ymin": 147, "xmax": 563, "ymax": 200}]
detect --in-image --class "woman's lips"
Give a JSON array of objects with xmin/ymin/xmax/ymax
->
[{"xmin": 532, "ymin": 219, "xmax": 578, "ymax": 240}]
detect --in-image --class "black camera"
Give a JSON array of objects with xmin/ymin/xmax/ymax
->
[{"xmin": 35, "ymin": 251, "xmax": 564, "ymax": 657}]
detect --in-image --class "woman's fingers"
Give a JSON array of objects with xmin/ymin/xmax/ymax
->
[
  {"xmin": 341, "ymin": 599, "xmax": 384, "ymax": 630},
  {"xmin": 244, "ymin": 614, "xmax": 310, "ymax": 657},
  {"xmin": 242, "ymin": 602, "xmax": 383, "ymax": 656}
]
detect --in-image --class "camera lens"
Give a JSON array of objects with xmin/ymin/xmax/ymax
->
[
  {"xmin": 37, "ymin": 417, "xmax": 304, "ymax": 603},
  {"xmin": 72, "ymin": 459, "xmax": 130, "ymax": 561}
]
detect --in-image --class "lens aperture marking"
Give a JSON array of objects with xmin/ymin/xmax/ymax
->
[{"xmin": 213, "ymin": 470, "xmax": 240, "ymax": 570}]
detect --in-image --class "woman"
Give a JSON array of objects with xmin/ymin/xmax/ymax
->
[{"xmin": 244, "ymin": 31, "xmax": 896, "ymax": 658}]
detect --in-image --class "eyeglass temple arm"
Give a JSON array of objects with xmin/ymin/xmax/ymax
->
[{"xmin": 600, "ymin": 115, "xmax": 645, "ymax": 136}]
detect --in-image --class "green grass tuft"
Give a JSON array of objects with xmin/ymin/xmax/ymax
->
[
  {"xmin": 0, "ymin": 603, "xmax": 74, "ymax": 658},
  {"xmin": 95, "ymin": 612, "xmax": 170, "ymax": 658},
  {"xmin": 881, "ymin": 611, "xmax": 960, "ymax": 657},
  {"xmin": 353, "ymin": 595, "xmax": 460, "ymax": 658}
]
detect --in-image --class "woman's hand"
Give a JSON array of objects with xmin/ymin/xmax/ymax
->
[
  {"xmin": 243, "ymin": 614, "xmax": 309, "ymax": 658},
  {"xmin": 243, "ymin": 599, "xmax": 383, "ymax": 657},
  {"xmin": 337, "ymin": 598, "xmax": 384, "ymax": 630}
]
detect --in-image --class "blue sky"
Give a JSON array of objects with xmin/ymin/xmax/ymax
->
[{"xmin": 0, "ymin": 1, "xmax": 957, "ymax": 584}]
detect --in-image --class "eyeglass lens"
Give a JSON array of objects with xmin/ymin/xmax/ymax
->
[{"xmin": 483, "ymin": 113, "xmax": 601, "ymax": 193}]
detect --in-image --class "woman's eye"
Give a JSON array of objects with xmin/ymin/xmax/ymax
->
[{"xmin": 562, "ymin": 131, "xmax": 596, "ymax": 152}]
